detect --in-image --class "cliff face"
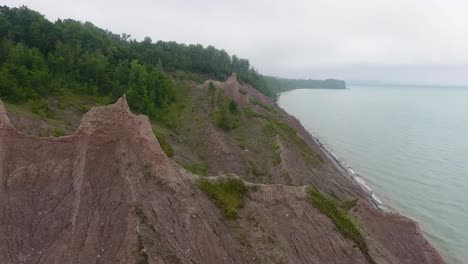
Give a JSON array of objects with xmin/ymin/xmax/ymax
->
[{"xmin": 0, "ymin": 75, "xmax": 444, "ymax": 264}]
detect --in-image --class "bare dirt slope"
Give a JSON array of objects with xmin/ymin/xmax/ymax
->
[{"xmin": 0, "ymin": 79, "xmax": 443, "ymax": 263}]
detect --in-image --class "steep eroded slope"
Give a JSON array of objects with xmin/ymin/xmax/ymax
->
[{"xmin": 0, "ymin": 89, "xmax": 443, "ymax": 264}]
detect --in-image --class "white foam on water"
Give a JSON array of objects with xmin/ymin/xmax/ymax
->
[
  {"xmin": 352, "ymin": 175, "xmax": 373, "ymax": 194},
  {"xmin": 371, "ymin": 193, "xmax": 383, "ymax": 205}
]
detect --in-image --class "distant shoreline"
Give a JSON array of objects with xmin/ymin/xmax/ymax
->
[{"xmin": 348, "ymin": 81, "xmax": 468, "ymax": 89}]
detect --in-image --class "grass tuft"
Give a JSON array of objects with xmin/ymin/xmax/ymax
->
[
  {"xmin": 272, "ymin": 138, "xmax": 281, "ymax": 165},
  {"xmin": 198, "ymin": 178, "xmax": 247, "ymax": 219},
  {"xmin": 30, "ymin": 99, "xmax": 55, "ymax": 119},
  {"xmin": 181, "ymin": 162, "xmax": 209, "ymax": 176},
  {"xmin": 250, "ymin": 98, "xmax": 276, "ymax": 113},
  {"xmin": 51, "ymin": 127, "xmax": 65, "ymax": 137},
  {"xmin": 340, "ymin": 198, "xmax": 359, "ymax": 211},
  {"xmin": 243, "ymin": 107, "xmax": 269, "ymax": 119},
  {"xmin": 248, "ymin": 160, "xmax": 264, "ymax": 178},
  {"xmin": 153, "ymin": 129, "xmax": 174, "ymax": 157}
]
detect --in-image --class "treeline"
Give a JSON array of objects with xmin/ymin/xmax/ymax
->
[
  {"xmin": 261, "ymin": 76, "xmax": 346, "ymax": 94},
  {"xmin": 0, "ymin": 5, "xmax": 271, "ymax": 119},
  {"xmin": 0, "ymin": 5, "xmax": 346, "ymax": 117}
]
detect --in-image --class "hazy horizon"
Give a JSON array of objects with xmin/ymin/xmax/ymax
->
[{"xmin": 4, "ymin": 0, "xmax": 468, "ymax": 86}]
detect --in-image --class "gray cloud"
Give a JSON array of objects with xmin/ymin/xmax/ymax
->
[{"xmin": 4, "ymin": 0, "xmax": 468, "ymax": 85}]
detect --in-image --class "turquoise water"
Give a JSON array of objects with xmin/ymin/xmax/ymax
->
[{"xmin": 278, "ymin": 85, "xmax": 468, "ymax": 264}]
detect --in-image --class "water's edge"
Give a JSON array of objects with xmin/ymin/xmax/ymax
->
[
  {"xmin": 276, "ymin": 95, "xmax": 386, "ymax": 211},
  {"xmin": 311, "ymin": 133, "xmax": 386, "ymax": 210},
  {"xmin": 277, "ymin": 88, "xmax": 456, "ymax": 263}
]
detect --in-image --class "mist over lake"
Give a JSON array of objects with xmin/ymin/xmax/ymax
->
[{"xmin": 279, "ymin": 85, "xmax": 468, "ymax": 264}]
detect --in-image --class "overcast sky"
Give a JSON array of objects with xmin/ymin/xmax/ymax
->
[{"xmin": 4, "ymin": 0, "xmax": 468, "ymax": 85}]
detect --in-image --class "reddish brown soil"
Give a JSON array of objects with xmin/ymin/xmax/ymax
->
[{"xmin": 0, "ymin": 87, "xmax": 444, "ymax": 263}]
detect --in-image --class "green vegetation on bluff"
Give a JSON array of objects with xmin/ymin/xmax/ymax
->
[
  {"xmin": 3, "ymin": 93, "xmax": 112, "ymax": 136},
  {"xmin": 51, "ymin": 127, "xmax": 65, "ymax": 137},
  {"xmin": 250, "ymin": 97, "xmax": 276, "ymax": 113},
  {"xmin": 181, "ymin": 162, "xmax": 209, "ymax": 176},
  {"xmin": 307, "ymin": 187, "xmax": 374, "ymax": 263},
  {"xmin": 208, "ymin": 82, "xmax": 239, "ymax": 131},
  {"xmin": 263, "ymin": 119, "xmax": 321, "ymax": 165},
  {"xmin": 152, "ymin": 129, "xmax": 174, "ymax": 157},
  {"xmin": 198, "ymin": 178, "xmax": 247, "ymax": 219},
  {"xmin": 214, "ymin": 98, "xmax": 239, "ymax": 131}
]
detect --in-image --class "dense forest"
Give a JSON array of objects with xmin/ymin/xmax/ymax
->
[
  {"xmin": 262, "ymin": 76, "xmax": 346, "ymax": 93},
  {"xmin": 0, "ymin": 5, "xmax": 345, "ymax": 119}
]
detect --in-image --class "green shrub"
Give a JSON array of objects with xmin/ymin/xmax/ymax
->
[
  {"xmin": 154, "ymin": 82, "xmax": 190, "ymax": 131},
  {"xmin": 153, "ymin": 129, "xmax": 174, "ymax": 157},
  {"xmin": 248, "ymin": 161, "xmax": 264, "ymax": 177},
  {"xmin": 272, "ymin": 139, "xmax": 281, "ymax": 165},
  {"xmin": 182, "ymin": 162, "xmax": 208, "ymax": 176},
  {"xmin": 214, "ymin": 107, "xmax": 238, "ymax": 131},
  {"xmin": 263, "ymin": 120, "xmax": 321, "ymax": 166},
  {"xmin": 198, "ymin": 178, "xmax": 247, "ymax": 219},
  {"xmin": 307, "ymin": 187, "xmax": 373, "ymax": 262},
  {"xmin": 340, "ymin": 198, "xmax": 358, "ymax": 210},
  {"xmin": 189, "ymin": 73, "xmax": 203, "ymax": 83},
  {"xmin": 30, "ymin": 99, "xmax": 55, "ymax": 119},
  {"xmin": 210, "ymin": 89, "xmax": 239, "ymax": 131},
  {"xmin": 208, "ymin": 82, "xmax": 217, "ymax": 106},
  {"xmin": 243, "ymin": 107, "xmax": 269, "ymax": 119},
  {"xmin": 51, "ymin": 127, "xmax": 65, "ymax": 137},
  {"xmin": 208, "ymin": 81, "xmax": 216, "ymax": 92},
  {"xmin": 228, "ymin": 100, "xmax": 238, "ymax": 113},
  {"xmin": 263, "ymin": 120, "xmax": 287, "ymax": 139},
  {"xmin": 250, "ymin": 98, "xmax": 276, "ymax": 112},
  {"xmin": 78, "ymin": 105, "xmax": 90, "ymax": 114}
]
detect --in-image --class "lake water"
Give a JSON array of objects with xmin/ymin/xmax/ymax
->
[{"xmin": 278, "ymin": 85, "xmax": 468, "ymax": 264}]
